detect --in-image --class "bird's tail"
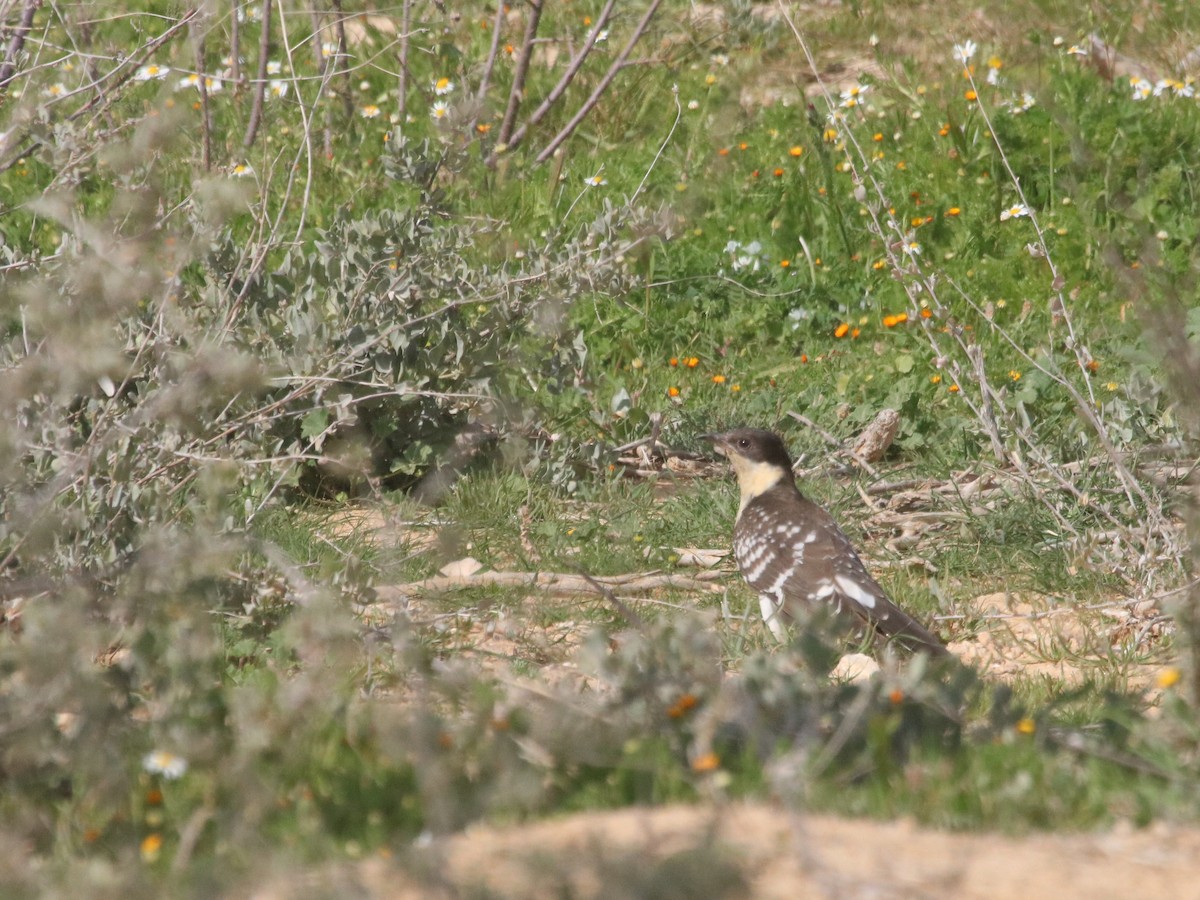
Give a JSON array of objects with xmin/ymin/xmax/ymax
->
[{"xmin": 875, "ymin": 601, "xmax": 952, "ymax": 658}]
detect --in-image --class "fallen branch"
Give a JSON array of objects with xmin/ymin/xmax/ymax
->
[
  {"xmin": 574, "ymin": 568, "xmax": 646, "ymax": 630},
  {"xmin": 376, "ymin": 569, "xmax": 724, "ymax": 599}
]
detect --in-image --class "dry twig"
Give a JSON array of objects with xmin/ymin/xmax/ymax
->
[{"xmin": 377, "ymin": 569, "xmax": 724, "ymax": 599}]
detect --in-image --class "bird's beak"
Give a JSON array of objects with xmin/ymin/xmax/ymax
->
[{"xmin": 699, "ymin": 432, "xmax": 730, "ymax": 457}]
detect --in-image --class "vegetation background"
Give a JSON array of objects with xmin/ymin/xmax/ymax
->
[{"xmin": 1, "ymin": 0, "xmax": 1199, "ymax": 894}]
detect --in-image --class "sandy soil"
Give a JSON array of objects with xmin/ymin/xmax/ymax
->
[
  {"xmin": 327, "ymin": 504, "xmax": 1184, "ymax": 900},
  {"xmin": 343, "ymin": 801, "xmax": 1200, "ymax": 899}
]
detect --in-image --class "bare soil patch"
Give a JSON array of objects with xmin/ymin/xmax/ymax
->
[{"xmin": 343, "ymin": 802, "xmax": 1200, "ymax": 899}]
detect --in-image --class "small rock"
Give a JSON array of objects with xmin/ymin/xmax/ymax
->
[{"xmin": 830, "ymin": 653, "xmax": 881, "ymax": 684}]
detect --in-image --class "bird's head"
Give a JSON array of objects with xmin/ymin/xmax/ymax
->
[{"xmin": 700, "ymin": 428, "xmax": 795, "ymax": 510}]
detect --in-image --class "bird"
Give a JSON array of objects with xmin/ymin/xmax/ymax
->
[{"xmin": 701, "ymin": 428, "xmax": 949, "ymax": 657}]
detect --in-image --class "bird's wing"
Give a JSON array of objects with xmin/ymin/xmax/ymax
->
[{"xmin": 736, "ymin": 494, "xmax": 946, "ymax": 655}]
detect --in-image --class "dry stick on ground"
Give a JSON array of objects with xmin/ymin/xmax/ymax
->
[
  {"xmin": 378, "ymin": 569, "xmax": 724, "ymax": 599},
  {"xmin": 573, "ymin": 569, "xmax": 647, "ymax": 631},
  {"xmin": 497, "ymin": 0, "xmax": 617, "ymax": 156},
  {"xmin": 611, "ymin": 412, "xmax": 664, "ymax": 454},
  {"xmin": 242, "ymin": 0, "xmax": 273, "ymax": 148},
  {"xmin": 536, "ymin": 0, "xmax": 665, "ymax": 164},
  {"xmin": 0, "ymin": 0, "xmax": 40, "ymax": 91},
  {"xmin": 497, "ymin": 0, "xmax": 544, "ymax": 148}
]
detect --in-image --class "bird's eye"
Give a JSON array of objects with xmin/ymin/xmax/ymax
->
[{"xmin": 737, "ymin": 439, "xmax": 750, "ymax": 449}]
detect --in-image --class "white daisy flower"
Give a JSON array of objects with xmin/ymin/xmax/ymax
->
[
  {"xmin": 1010, "ymin": 91, "xmax": 1037, "ymax": 113},
  {"xmin": 953, "ymin": 40, "xmax": 977, "ymax": 64},
  {"xmin": 142, "ymin": 750, "xmax": 188, "ymax": 780},
  {"xmin": 1129, "ymin": 76, "xmax": 1152, "ymax": 101},
  {"xmin": 839, "ymin": 83, "xmax": 870, "ymax": 108},
  {"xmin": 135, "ymin": 64, "xmax": 170, "ymax": 82},
  {"xmin": 177, "ymin": 74, "xmax": 222, "ymax": 93}
]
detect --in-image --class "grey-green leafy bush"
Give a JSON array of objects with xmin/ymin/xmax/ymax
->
[{"xmin": 0, "ymin": 54, "xmax": 651, "ymax": 887}]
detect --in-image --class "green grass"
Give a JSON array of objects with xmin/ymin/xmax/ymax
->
[{"xmin": 1, "ymin": 0, "xmax": 1198, "ymax": 892}]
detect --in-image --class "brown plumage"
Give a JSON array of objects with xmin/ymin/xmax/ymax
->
[{"xmin": 702, "ymin": 428, "xmax": 948, "ymax": 657}]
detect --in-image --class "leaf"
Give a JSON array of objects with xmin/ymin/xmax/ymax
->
[
  {"xmin": 895, "ymin": 354, "xmax": 915, "ymax": 374},
  {"xmin": 301, "ymin": 408, "xmax": 330, "ymax": 440}
]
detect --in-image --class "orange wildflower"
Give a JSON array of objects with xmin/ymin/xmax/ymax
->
[
  {"xmin": 668, "ymin": 694, "xmax": 699, "ymax": 718},
  {"xmin": 140, "ymin": 833, "xmax": 163, "ymax": 862},
  {"xmin": 691, "ymin": 752, "xmax": 720, "ymax": 772}
]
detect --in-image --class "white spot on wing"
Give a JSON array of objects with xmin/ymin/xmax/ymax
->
[
  {"xmin": 767, "ymin": 564, "xmax": 798, "ymax": 596},
  {"xmin": 745, "ymin": 555, "xmax": 773, "ymax": 583},
  {"xmin": 834, "ymin": 573, "xmax": 877, "ymax": 609},
  {"xmin": 810, "ymin": 580, "xmax": 835, "ymax": 601}
]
